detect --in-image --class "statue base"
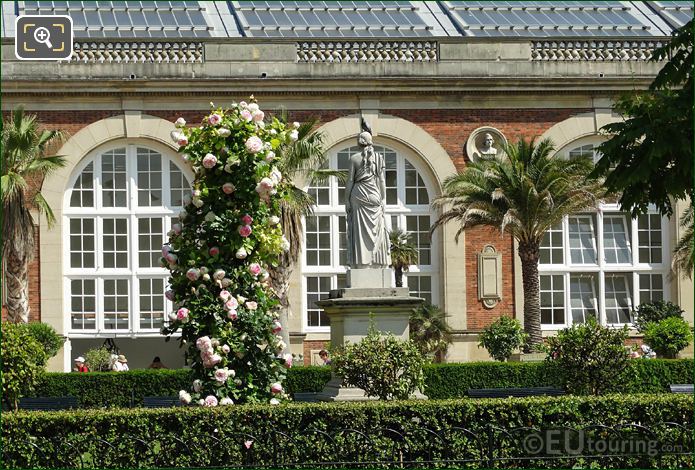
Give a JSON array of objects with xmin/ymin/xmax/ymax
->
[
  {"xmin": 347, "ymin": 268, "xmax": 392, "ymax": 289},
  {"xmin": 315, "ymin": 286, "xmax": 427, "ymax": 401}
]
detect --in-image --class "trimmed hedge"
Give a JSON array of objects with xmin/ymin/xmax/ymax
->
[
  {"xmin": 32, "ymin": 360, "xmax": 693, "ymax": 407},
  {"xmin": 3, "ymin": 395, "xmax": 692, "ymax": 468},
  {"xmin": 423, "ymin": 359, "xmax": 694, "ymax": 398}
]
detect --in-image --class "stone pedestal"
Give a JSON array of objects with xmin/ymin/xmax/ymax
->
[{"xmin": 315, "ymin": 284, "xmax": 427, "ymax": 401}]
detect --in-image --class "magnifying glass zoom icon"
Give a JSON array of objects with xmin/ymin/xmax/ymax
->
[{"xmin": 33, "ymin": 27, "xmax": 53, "ymax": 49}]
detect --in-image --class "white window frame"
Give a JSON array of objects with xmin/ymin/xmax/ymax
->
[
  {"xmin": 301, "ymin": 142, "xmax": 439, "ymax": 333},
  {"xmin": 63, "ymin": 142, "xmax": 192, "ymax": 337},
  {"xmin": 567, "ymin": 214, "xmax": 598, "ymax": 265},
  {"xmin": 604, "ymin": 273, "xmax": 634, "ymax": 326}
]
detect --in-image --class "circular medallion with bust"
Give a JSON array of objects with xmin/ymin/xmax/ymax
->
[{"xmin": 479, "ymin": 133, "xmax": 498, "ymax": 156}]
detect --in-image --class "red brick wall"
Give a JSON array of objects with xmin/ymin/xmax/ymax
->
[
  {"xmin": 7, "ymin": 106, "xmax": 590, "ymax": 331},
  {"xmin": 2, "ymin": 225, "xmax": 41, "ymax": 323}
]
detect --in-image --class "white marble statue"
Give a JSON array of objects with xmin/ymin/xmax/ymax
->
[
  {"xmin": 345, "ymin": 119, "xmax": 391, "ymax": 268},
  {"xmin": 479, "ymin": 132, "xmax": 497, "ymax": 156}
]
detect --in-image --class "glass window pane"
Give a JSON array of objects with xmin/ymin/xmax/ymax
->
[
  {"xmin": 101, "ymin": 148, "xmax": 127, "ymax": 208},
  {"xmin": 104, "ymin": 279, "xmax": 129, "ymax": 330},
  {"xmin": 605, "ymin": 274, "xmax": 633, "ymax": 324},
  {"xmin": 71, "ymin": 279, "xmax": 96, "ymax": 330},
  {"xmin": 568, "ymin": 216, "xmax": 597, "ymax": 264},
  {"xmin": 139, "ymin": 278, "xmax": 166, "ymax": 329},
  {"xmin": 570, "ymin": 274, "xmax": 597, "ymax": 324},
  {"xmin": 103, "ymin": 218, "xmax": 129, "ymax": 268},
  {"xmin": 540, "ymin": 274, "xmax": 565, "ymax": 325},
  {"xmin": 306, "ymin": 276, "xmax": 331, "ymax": 327},
  {"xmin": 603, "ymin": 215, "xmax": 631, "ymax": 264},
  {"xmin": 638, "ymin": 214, "xmax": 662, "ymax": 264}
]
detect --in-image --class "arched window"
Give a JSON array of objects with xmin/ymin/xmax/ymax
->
[
  {"xmin": 538, "ymin": 138, "xmax": 669, "ymax": 329},
  {"xmin": 303, "ymin": 143, "xmax": 438, "ymax": 331},
  {"xmin": 64, "ymin": 143, "xmax": 191, "ymax": 334}
]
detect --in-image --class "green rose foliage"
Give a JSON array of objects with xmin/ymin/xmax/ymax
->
[
  {"xmin": 162, "ymin": 99, "xmax": 297, "ymax": 406},
  {"xmin": 634, "ymin": 300, "xmax": 685, "ymax": 333},
  {"xmin": 333, "ymin": 327, "xmax": 426, "ymax": 400},
  {"xmin": 1, "ymin": 322, "xmax": 47, "ymax": 409},
  {"xmin": 545, "ymin": 318, "xmax": 630, "ymax": 396},
  {"xmin": 478, "ymin": 316, "xmax": 528, "ymax": 362},
  {"xmin": 643, "ymin": 317, "xmax": 693, "ymax": 359}
]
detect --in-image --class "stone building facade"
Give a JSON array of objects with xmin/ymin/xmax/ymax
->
[{"xmin": 1, "ymin": 1, "xmax": 692, "ymax": 370}]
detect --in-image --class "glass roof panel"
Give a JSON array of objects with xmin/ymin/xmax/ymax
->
[{"xmin": 3, "ymin": 1, "xmax": 691, "ymax": 39}]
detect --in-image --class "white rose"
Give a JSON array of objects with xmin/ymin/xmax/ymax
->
[
  {"xmin": 293, "ymin": 121, "xmax": 300, "ymax": 129},
  {"xmin": 192, "ymin": 198, "xmax": 204, "ymax": 208},
  {"xmin": 289, "ymin": 130, "xmax": 299, "ymax": 141},
  {"xmin": 204, "ymin": 211, "xmax": 217, "ymax": 222},
  {"xmin": 175, "ymin": 117, "xmax": 186, "ymax": 128},
  {"xmin": 269, "ymin": 216, "xmax": 280, "ymax": 225}
]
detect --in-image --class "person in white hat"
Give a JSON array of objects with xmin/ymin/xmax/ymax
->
[
  {"xmin": 73, "ymin": 356, "xmax": 89, "ymax": 373},
  {"xmin": 112, "ymin": 354, "xmax": 129, "ymax": 372}
]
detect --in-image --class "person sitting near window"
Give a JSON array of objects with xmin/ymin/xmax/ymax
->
[
  {"xmin": 113, "ymin": 354, "xmax": 129, "ymax": 371},
  {"xmin": 73, "ymin": 356, "xmax": 89, "ymax": 373},
  {"xmin": 318, "ymin": 349, "xmax": 331, "ymax": 366},
  {"xmin": 148, "ymin": 356, "xmax": 167, "ymax": 369}
]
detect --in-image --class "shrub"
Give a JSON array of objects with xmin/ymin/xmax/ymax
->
[
  {"xmin": 1, "ymin": 322, "xmax": 47, "ymax": 409},
  {"xmin": 634, "ymin": 300, "xmax": 684, "ymax": 332},
  {"xmin": 643, "ymin": 317, "xmax": 693, "ymax": 359},
  {"xmin": 84, "ymin": 347, "xmax": 113, "ymax": 372},
  {"xmin": 332, "ymin": 327, "xmax": 425, "ymax": 400},
  {"xmin": 409, "ymin": 303, "xmax": 453, "ymax": 361},
  {"xmin": 478, "ymin": 316, "xmax": 528, "ymax": 361},
  {"xmin": 161, "ymin": 101, "xmax": 296, "ymax": 406},
  {"xmin": 545, "ymin": 319, "xmax": 630, "ymax": 395},
  {"xmin": 22, "ymin": 322, "xmax": 63, "ymax": 366},
  {"xmin": 2, "ymin": 395, "xmax": 692, "ymax": 469}
]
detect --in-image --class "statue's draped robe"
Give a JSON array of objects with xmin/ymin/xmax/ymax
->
[{"xmin": 346, "ymin": 147, "xmax": 391, "ymax": 267}]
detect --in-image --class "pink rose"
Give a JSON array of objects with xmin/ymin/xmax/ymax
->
[
  {"xmin": 172, "ymin": 223, "xmax": 182, "ymax": 235},
  {"xmin": 178, "ymin": 135, "xmax": 188, "ymax": 146},
  {"xmin": 248, "ymin": 103, "xmax": 259, "ymax": 112},
  {"xmin": 214, "ymin": 369, "xmax": 229, "ymax": 383},
  {"xmin": 240, "ymin": 109, "xmax": 252, "ymax": 121},
  {"xmin": 245, "ymin": 136, "xmax": 263, "ymax": 154},
  {"xmin": 270, "ymin": 383, "xmax": 283, "ymax": 394},
  {"xmin": 209, "ymin": 354, "xmax": 222, "ymax": 366},
  {"xmin": 265, "ymin": 151, "xmax": 276, "ymax": 162},
  {"xmin": 196, "ymin": 336, "xmax": 212, "ymax": 350},
  {"xmin": 246, "ymin": 301, "xmax": 258, "ymax": 311},
  {"xmin": 259, "ymin": 177, "xmax": 274, "ymax": 190},
  {"xmin": 248, "ymin": 263, "xmax": 262, "ymax": 276},
  {"xmin": 176, "ymin": 308, "xmax": 189, "ymax": 321},
  {"xmin": 283, "ymin": 353, "xmax": 293, "ymax": 368},
  {"xmin": 208, "ymin": 113, "xmax": 222, "ymax": 126},
  {"xmin": 165, "ymin": 290, "xmax": 175, "ymax": 301},
  {"xmin": 161, "ymin": 245, "xmax": 171, "ymax": 256},
  {"xmin": 225, "ymin": 297, "xmax": 239, "ymax": 310},
  {"xmin": 186, "ymin": 268, "xmax": 200, "ymax": 281},
  {"xmin": 165, "ymin": 252, "xmax": 177, "ymax": 263},
  {"xmin": 202, "ymin": 153, "xmax": 217, "ymax": 169},
  {"xmin": 222, "ymin": 183, "xmax": 236, "ymax": 194},
  {"xmin": 241, "ymin": 214, "xmax": 253, "ymax": 225},
  {"xmin": 204, "ymin": 395, "xmax": 218, "ymax": 407},
  {"xmin": 227, "ymin": 310, "xmax": 238, "ymax": 321},
  {"xmin": 213, "ymin": 269, "xmax": 226, "ymax": 281},
  {"xmin": 209, "ymin": 246, "xmax": 220, "ymax": 257},
  {"xmin": 179, "ymin": 390, "xmax": 192, "ymax": 404},
  {"xmin": 252, "ymin": 110, "xmax": 265, "ymax": 122},
  {"xmin": 222, "ymin": 344, "xmax": 231, "ymax": 354},
  {"xmin": 239, "ymin": 101, "xmax": 248, "ymax": 108},
  {"xmin": 220, "ymin": 290, "xmax": 231, "ymax": 301},
  {"xmin": 239, "ymin": 225, "xmax": 252, "ymax": 238},
  {"xmin": 272, "ymin": 321, "xmax": 282, "ymax": 334}
]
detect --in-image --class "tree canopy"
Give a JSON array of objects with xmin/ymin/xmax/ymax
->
[{"xmin": 593, "ymin": 20, "xmax": 693, "ymax": 217}]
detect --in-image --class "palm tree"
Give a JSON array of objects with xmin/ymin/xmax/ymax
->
[
  {"xmin": 270, "ymin": 118, "xmax": 345, "ymax": 353},
  {"xmin": 673, "ymin": 205, "xmax": 694, "ymax": 277},
  {"xmin": 409, "ymin": 303, "xmax": 453, "ymax": 362},
  {"xmin": 389, "ymin": 228, "xmax": 419, "ymax": 287},
  {"xmin": 432, "ymin": 138, "xmax": 604, "ymax": 349},
  {"xmin": 1, "ymin": 107, "xmax": 66, "ymax": 323}
]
